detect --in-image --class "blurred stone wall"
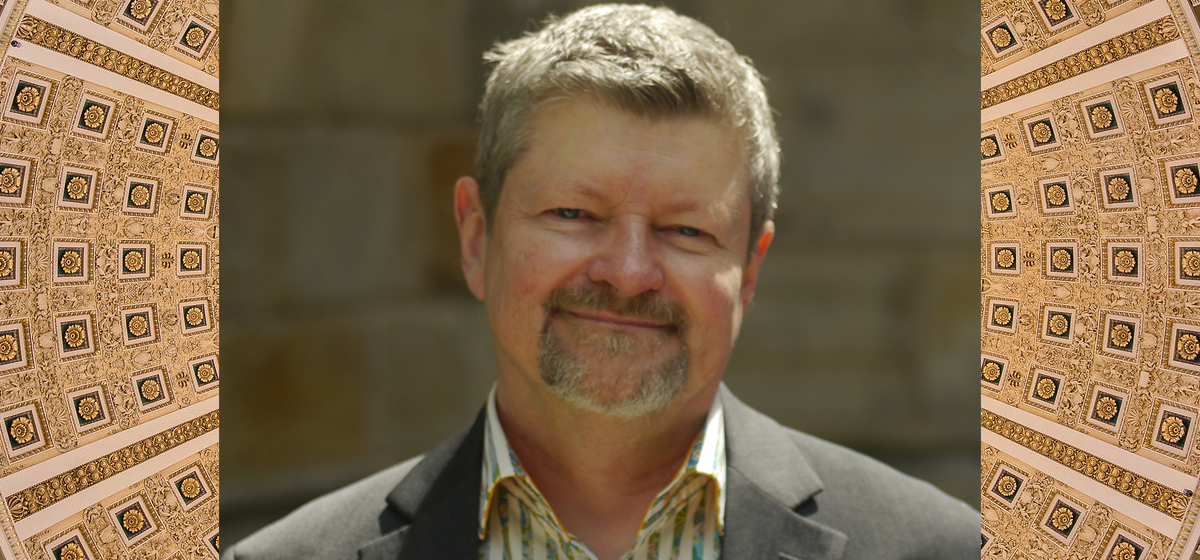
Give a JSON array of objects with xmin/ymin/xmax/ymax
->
[{"xmin": 221, "ymin": 0, "xmax": 980, "ymax": 543}]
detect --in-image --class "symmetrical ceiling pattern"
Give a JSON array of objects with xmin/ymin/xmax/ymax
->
[
  {"xmin": 0, "ymin": 0, "xmax": 217, "ymax": 558},
  {"xmin": 982, "ymin": 0, "xmax": 1200, "ymax": 558}
]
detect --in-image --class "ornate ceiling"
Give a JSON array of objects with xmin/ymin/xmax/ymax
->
[
  {"xmin": 982, "ymin": 0, "xmax": 1200, "ymax": 557},
  {"xmin": 0, "ymin": 0, "xmax": 218, "ymax": 558}
]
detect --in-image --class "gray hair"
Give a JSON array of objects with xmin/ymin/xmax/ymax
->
[{"xmin": 477, "ymin": 4, "xmax": 779, "ymax": 243}]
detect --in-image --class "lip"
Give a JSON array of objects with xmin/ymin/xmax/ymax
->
[{"xmin": 565, "ymin": 309, "xmax": 670, "ymax": 329}]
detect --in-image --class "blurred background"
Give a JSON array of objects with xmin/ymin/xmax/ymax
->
[{"xmin": 220, "ymin": 0, "xmax": 981, "ymax": 543}]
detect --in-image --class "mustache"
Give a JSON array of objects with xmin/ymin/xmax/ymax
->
[{"xmin": 544, "ymin": 286, "xmax": 688, "ymax": 333}]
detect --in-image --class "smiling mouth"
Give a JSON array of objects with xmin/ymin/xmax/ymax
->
[
  {"xmin": 565, "ymin": 309, "xmax": 672, "ymax": 330},
  {"xmin": 543, "ymin": 285, "xmax": 688, "ymax": 336}
]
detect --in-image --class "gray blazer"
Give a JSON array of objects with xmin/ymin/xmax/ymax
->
[{"xmin": 227, "ymin": 387, "xmax": 979, "ymax": 559}]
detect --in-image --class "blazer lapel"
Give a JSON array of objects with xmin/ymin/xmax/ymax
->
[
  {"xmin": 358, "ymin": 410, "xmax": 486, "ymax": 560},
  {"xmin": 360, "ymin": 389, "xmax": 849, "ymax": 560},
  {"xmin": 721, "ymin": 386, "xmax": 848, "ymax": 560}
]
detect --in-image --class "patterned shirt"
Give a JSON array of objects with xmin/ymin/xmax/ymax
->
[{"xmin": 479, "ymin": 389, "xmax": 726, "ymax": 560}]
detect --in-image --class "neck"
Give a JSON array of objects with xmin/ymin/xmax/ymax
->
[{"xmin": 494, "ymin": 377, "xmax": 717, "ymax": 560}]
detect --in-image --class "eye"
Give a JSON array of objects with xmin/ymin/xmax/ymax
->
[
  {"xmin": 676, "ymin": 226, "xmax": 703, "ymax": 237},
  {"xmin": 555, "ymin": 208, "xmax": 582, "ymax": 219}
]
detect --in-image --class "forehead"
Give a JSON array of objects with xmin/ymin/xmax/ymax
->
[{"xmin": 507, "ymin": 98, "xmax": 750, "ymax": 213}]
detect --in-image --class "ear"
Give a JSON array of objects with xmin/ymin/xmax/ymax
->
[
  {"xmin": 455, "ymin": 176, "xmax": 487, "ymax": 301},
  {"xmin": 740, "ymin": 220, "xmax": 774, "ymax": 308}
]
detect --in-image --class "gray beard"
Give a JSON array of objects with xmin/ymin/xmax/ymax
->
[{"xmin": 538, "ymin": 322, "xmax": 688, "ymax": 418}]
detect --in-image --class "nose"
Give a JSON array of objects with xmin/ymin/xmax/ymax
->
[{"xmin": 586, "ymin": 221, "xmax": 664, "ymax": 296}]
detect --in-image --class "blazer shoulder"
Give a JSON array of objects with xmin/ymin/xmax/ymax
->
[
  {"xmin": 782, "ymin": 427, "xmax": 979, "ymax": 558},
  {"xmin": 225, "ymin": 456, "xmax": 423, "ymax": 560}
]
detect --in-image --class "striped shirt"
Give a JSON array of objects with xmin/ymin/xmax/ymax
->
[{"xmin": 479, "ymin": 390, "xmax": 726, "ymax": 560}]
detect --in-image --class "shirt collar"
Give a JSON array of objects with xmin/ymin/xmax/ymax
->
[{"xmin": 478, "ymin": 387, "xmax": 727, "ymax": 539}]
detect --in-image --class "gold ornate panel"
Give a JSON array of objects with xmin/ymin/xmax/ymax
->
[
  {"xmin": 0, "ymin": 0, "xmax": 217, "ymax": 558},
  {"xmin": 984, "ymin": 0, "xmax": 1200, "ymax": 557},
  {"xmin": 982, "ymin": 0, "xmax": 1158, "ymax": 76},
  {"xmin": 983, "ymin": 443, "xmax": 1173, "ymax": 560},
  {"xmin": 44, "ymin": 0, "xmax": 217, "ymax": 79}
]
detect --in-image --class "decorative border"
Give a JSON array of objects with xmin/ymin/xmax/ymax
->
[
  {"xmin": 14, "ymin": 15, "xmax": 219, "ymax": 110},
  {"xmin": 981, "ymin": 17, "xmax": 1180, "ymax": 109},
  {"xmin": 5, "ymin": 410, "xmax": 218, "ymax": 521},
  {"xmin": 980, "ymin": 409, "xmax": 1189, "ymax": 519},
  {"xmin": 1168, "ymin": 477, "xmax": 1200, "ymax": 559}
]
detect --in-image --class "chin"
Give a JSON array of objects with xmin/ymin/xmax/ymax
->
[{"xmin": 538, "ymin": 329, "xmax": 689, "ymax": 418}]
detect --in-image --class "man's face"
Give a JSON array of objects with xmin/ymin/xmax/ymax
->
[{"xmin": 457, "ymin": 98, "xmax": 772, "ymax": 417}]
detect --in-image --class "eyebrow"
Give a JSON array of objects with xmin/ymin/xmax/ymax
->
[{"xmin": 572, "ymin": 185, "xmax": 706, "ymax": 215}]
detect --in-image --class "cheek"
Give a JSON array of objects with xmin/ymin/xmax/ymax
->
[
  {"xmin": 487, "ymin": 232, "xmax": 581, "ymax": 324},
  {"xmin": 711, "ymin": 267, "xmax": 746, "ymax": 339},
  {"xmin": 680, "ymin": 263, "xmax": 745, "ymax": 345}
]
